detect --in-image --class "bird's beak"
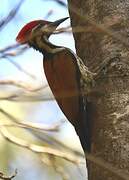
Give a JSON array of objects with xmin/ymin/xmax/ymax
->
[
  {"xmin": 42, "ymin": 17, "xmax": 69, "ymax": 35},
  {"xmin": 50, "ymin": 17, "xmax": 69, "ymax": 27}
]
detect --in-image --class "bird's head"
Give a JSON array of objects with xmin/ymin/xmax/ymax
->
[{"xmin": 16, "ymin": 17, "xmax": 69, "ymax": 45}]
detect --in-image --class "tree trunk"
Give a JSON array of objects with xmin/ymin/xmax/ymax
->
[{"xmin": 68, "ymin": 0, "xmax": 129, "ymax": 180}]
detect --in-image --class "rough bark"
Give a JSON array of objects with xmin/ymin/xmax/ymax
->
[{"xmin": 68, "ymin": 0, "xmax": 129, "ymax": 180}]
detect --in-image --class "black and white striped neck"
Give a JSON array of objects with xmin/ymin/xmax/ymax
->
[{"xmin": 29, "ymin": 35, "xmax": 65, "ymax": 56}]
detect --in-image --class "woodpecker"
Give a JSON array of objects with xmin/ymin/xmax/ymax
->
[{"xmin": 16, "ymin": 17, "xmax": 94, "ymax": 152}]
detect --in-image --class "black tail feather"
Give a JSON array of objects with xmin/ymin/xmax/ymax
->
[{"xmin": 75, "ymin": 96, "xmax": 91, "ymax": 152}]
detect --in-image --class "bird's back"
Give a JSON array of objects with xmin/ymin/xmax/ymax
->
[{"xmin": 43, "ymin": 48, "xmax": 91, "ymax": 152}]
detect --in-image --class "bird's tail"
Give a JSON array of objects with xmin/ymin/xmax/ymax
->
[{"xmin": 75, "ymin": 96, "xmax": 91, "ymax": 152}]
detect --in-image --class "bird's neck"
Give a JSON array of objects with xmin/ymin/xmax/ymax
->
[{"xmin": 30, "ymin": 35, "xmax": 64, "ymax": 55}]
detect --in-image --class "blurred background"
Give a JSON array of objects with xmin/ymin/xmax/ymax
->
[{"xmin": 0, "ymin": 0, "xmax": 86, "ymax": 179}]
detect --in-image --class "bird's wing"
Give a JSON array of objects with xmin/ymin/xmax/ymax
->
[{"xmin": 43, "ymin": 48, "xmax": 91, "ymax": 151}]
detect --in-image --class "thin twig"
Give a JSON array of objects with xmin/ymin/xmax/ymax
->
[
  {"xmin": 0, "ymin": 56, "xmax": 36, "ymax": 80},
  {"xmin": 43, "ymin": 0, "xmax": 67, "ymax": 7},
  {"xmin": 0, "ymin": 127, "xmax": 83, "ymax": 164},
  {"xmin": 0, "ymin": 0, "xmax": 25, "ymax": 30},
  {"xmin": 0, "ymin": 79, "xmax": 45, "ymax": 92},
  {"xmin": 0, "ymin": 44, "xmax": 20, "ymax": 53},
  {"xmin": 0, "ymin": 108, "xmax": 61, "ymax": 132},
  {"xmin": 44, "ymin": 10, "xmax": 54, "ymax": 19}
]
